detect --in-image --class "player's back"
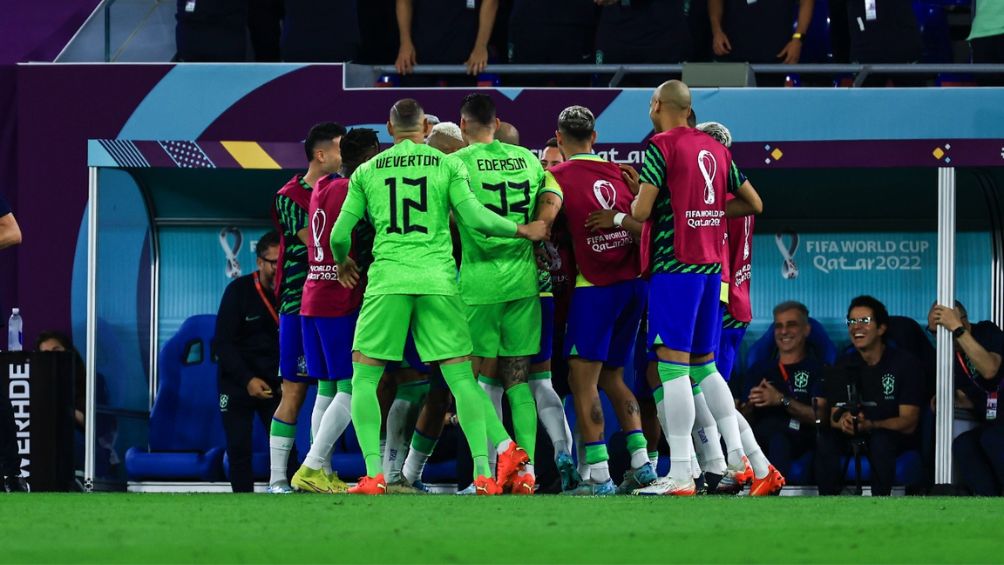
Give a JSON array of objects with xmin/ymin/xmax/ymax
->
[
  {"xmin": 349, "ymin": 139, "xmax": 466, "ymax": 296},
  {"xmin": 649, "ymin": 127, "xmax": 733, "ymax": 266},
  {"xmin": 453, "ymin": 140, "xmax": 543, "ymax": 304}
]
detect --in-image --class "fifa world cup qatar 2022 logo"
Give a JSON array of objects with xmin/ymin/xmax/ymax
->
[
  {"xmin": 775, "ymin": 229, "xmax": 799, "ymax": 280},
  {"xmin": 219, "ymin": 226, "xmax": 243, "ymax": 279},
  {"xmin": 311, "ymin": 208, "xmax": 327, "ymax": 262},
  {"xmin": 593, "ymin": 179, "xmax": 617, "ymax": 210},
  {"xmin": 697, "ymin": 149, "xmax": 717, "ymax": 205}
]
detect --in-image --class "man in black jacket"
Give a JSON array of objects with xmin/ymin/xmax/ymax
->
[{"xmin": 216, "ymin": 230, "xmax": 295, "ymax": 492}]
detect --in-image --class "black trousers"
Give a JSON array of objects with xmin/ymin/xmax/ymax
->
[
  {"xmin": 751, "ymin": 414, "xmax": 816, "ymax": 484},
  {"xmin": 0, "ymin": 387, "xmax": 20, "ymax": 478},
  {"xmin": 218, "ymin": 379, "xmax": 294, "ymax": 492},
  {"xmin": 953, "ymin": 422, "xmax": 1004, "ymax": 496},
  {"xmin": 815, "ymin": 428, "xmax": 910, "ymax": 496}
]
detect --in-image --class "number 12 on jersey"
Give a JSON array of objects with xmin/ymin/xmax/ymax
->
[{"xmin": 385, "ymin": 177, "xmax": 428, "ymax": 234}]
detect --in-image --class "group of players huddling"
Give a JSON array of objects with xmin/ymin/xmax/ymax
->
[{"xmin": 267, "ymin": 79, "xmax": 785, "ymax": 496}]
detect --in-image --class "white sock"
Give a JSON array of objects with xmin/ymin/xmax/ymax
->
[
  {"xmin": 383, "ymin": 396, "xmax": 418, "ymax": 483},
  {"xmin": 630, "ymin": 448, "xmax": 649, "ymax": 470},
  {"xmin": 649, "ymin": 452, "xmax": 659, "ymax": 469},
  {"xmin": 737, "ymin": 411, "xmax": 771, "ymax": 479},
  {"xmin": 495, "ymin": 438, "xmax": 513, "ymax": 455},
  {"xmin": 692, "ymin": 391, "xmax": 727, "ymax": 474},
  {"xmin": 519, "ymin": 463, "xmax": 535, "ymax": 477},
  {"xmin": 310, "ymin": 393, "xmax": 334, "ymax": 473},
  {"xmin": 304, "ymin": 392, "xmax": 352, "ymax": 471},
  {"xmin": 689, "ymin": 442, "xmax": 702, "ymax": 479},
  {"xmin": 698, "ymin": 373, "xmax": 746, "ymax": 469},
  {"xmin": 588, "ymin": 461, "xmax": 611, "ymax": 483},
  {"xmin": 661, "ymin": 378, "xmax": 696, "ymax": 482},
  {"xmin": 402, "ymin": 440, "xmax": 435, "ymax": 484},
  {"xmin": 269, "ymin": 435, "xmax": 295, "ymax": 486},
  {"xmin": 530, "ymin": 377, "xmax": 573, "ymax": 456},
  {"xmin": 479, "ymin": 377, "xmax": 504, "ymax": 469}
]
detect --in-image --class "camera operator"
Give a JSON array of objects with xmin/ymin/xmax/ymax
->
[
  {"xmin": 929, "ymin": 301, "xmax": 1004, "ymax": 495},
  {"xmin": 816, "ymin": 296, "xmax": 923, "ymax": 496}
]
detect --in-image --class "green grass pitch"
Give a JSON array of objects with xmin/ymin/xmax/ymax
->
[{"xmin": 4, "ymin": 494, "xmax": 1002, "ymax": 564}]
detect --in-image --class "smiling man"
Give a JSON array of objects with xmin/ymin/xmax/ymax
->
[
  {"xmin": 740, "ymin": 301, "xmax": 827, "ymax": 485},
  {"xmin": 816, "ymin": 295, "xmax": 924, "ymax": 496}
]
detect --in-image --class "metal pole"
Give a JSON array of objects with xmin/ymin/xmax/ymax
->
[
  {"xmin": 85, "ymin": 167, "xmax": 99, "ymax": 491},
  {"xmin": 935, "ymin": 167, "xmax": 956, "ymax": 486}
]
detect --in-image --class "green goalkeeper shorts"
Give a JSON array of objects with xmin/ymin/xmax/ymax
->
[
  {"xmin": 465, "ymin": 296, "xmax": 541, "ymax": 358},
  {"xmin": 353, "ymin": 294, "xmax": 473, "ymax": 363}
]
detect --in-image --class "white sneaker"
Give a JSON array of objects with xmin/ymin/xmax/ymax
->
[
  {"xmin": 633, "ymin": 476, "xmax": 696, "ymax": 496},
  {"xmin": 267, "ymin": 482, "xmax": 294, "ymax": 494}
]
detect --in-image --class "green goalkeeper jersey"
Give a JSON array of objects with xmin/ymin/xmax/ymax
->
[
  {"xmin": 341, "ymin": 139, "xmax": 506, "ymax": 296},
  {"xmin": 453, "ymin": 140, "xmax": 557, "ymax": 305}
]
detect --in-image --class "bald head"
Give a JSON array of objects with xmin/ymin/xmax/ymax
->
[
  {"xmin": 495, "ymin": 122, "xmax": 520, "ymax": 145},
  {"xmin": 650, "ymin": 80, "xmax": 693, "ymax": 133}
]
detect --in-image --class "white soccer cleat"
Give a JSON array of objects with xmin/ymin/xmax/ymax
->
[
  {"xmin": 633, "ymin": 476, "xmax": 696, "ymax": 496},
  {"xmin": 267, "ymin": 482, "xmax": 294, "ymax": 494}
]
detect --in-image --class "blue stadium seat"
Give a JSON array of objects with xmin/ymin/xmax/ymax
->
[
  {"xmin": 745, "ymin": 317, "xmax": 839, "ymax": 371},
  {"xmin": 841, "ymin": 450, "xmax": 925, "ymax": 487},
  {"xmin": 126, "ymin": 315, "xmax": 226, "ymax": 481},
  {"xmin": 913, "ymin": 1, "xmax": 953, "ymax": 64},
  {"xmin": 787, "ymin": 450, "xmax": 815, "ymax": 485}
]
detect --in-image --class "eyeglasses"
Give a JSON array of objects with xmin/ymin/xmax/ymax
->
[
  {"xmin": 259, "ymin": 257, "xmax": 278, "ymax": 266},
  {"xmin": 845, "ymin": 317, "xmax": 873, "ymax": 326}
]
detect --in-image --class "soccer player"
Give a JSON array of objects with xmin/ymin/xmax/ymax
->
[
  {"xmin": 547, "ymin": 105, "xmax": 656, "ymax": 495},
  {"xmin": 290, "ymin": 128, "xmax": 379, "ymax": 494},
  {"xmin": 329, "ymin": 98, "xmax": 549, "ymax": 495},
  {"xmin": 696, "ymin": 120, "xmax": 785, "ymax": 495},
  {"xmin": 452, "ymin": 93, "xmax": 561, "ymax": 494},
  {"xmin": 630, "ymin": 81, "xmax": 762, "ymax": 495},
  {"xmin": 268, "ymin": 122, "xmax": 346, "ymax": 494}
]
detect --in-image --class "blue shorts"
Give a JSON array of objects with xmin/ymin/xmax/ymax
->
[
  {"xmin": 647, "ymin": 272, "xmax": 722, "ymax": 356},
  {"xmin": 717, "ymin": 322, "xmax": 747, "ymax": 383},
  {"xmin": 564, "ymin": 279, "xmax": 647, "ymax": 367},
  {"xmin": 302, "ymin": 313, "xmax": 357, "ymax": 381},
  {"xmin": 531, "ymin": 296, "xmax": 555, "ymax": 364},
  {"xmin": 279, "ymin": 313, "xmax": 309, "ymax": 383}
]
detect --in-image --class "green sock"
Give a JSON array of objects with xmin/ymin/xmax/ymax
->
[
  {"xmin": 480, "ymin": 388, "xmax": 510, "ymax": 449},
  {"xmin": 585, "ymin": 442, "xmax": 609, "ymax": 464},
  {"xmin": 270, "ymin": 418, "xmax": 296, "ymax": 438},
  {"xmin": 318, "ymin": 380, "xmax": 337, "ymax": 398},
  {"xmin": 350, "ymin": 362, "xmax": 385, "ymax": 477},
  {"xmin": 653, "ymin": 385, "xmax": 665, "ymax": 403},
  {"xmin": 657, "ymin": 361, "xmax": 691, "ymax": 383},
  {"xmin": 690, "ymin": 361, "xmax": 718, "ymax": 384},
  {"xmin": 440, "ymin": 361, "xmax": 492, "ymax": 478},
  {"xmin": 691, "ymin": 384, "xmax": 703, "ymax": 396},
  {"xmin": 505, "ymin": 383, "xmax": 537, "ymax": 464},
  {"xmin": 336, "ymin": 379, "xmax": 352, "ymax": 394},
  {"xmin": 625, "ymin": 430, "xmax": 648, "ymax": 453},
  {"xmin": 410, "ymin": 429, "xmax": 438, "ymax": 455}
]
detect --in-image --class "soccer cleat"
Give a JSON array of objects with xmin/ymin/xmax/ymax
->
[
  {"xmin": 704, "ymin": 472, "xmax": 723, "ymax": 493},
  {"xmin": 327, "ymin": 471, "xmax": 349, "ymax": 493},
  {"xmin": 411, "ymin": 480, "xmax": 431, "ymax": 493},
  {"xmin": 633, "ymin": 476, "xmax": 696, "ymax": 496},
  {"xmin": 563, "ymin": 479, "xmax": 615, "ymax": 496},
  {"xmin": 556, "ymin": 452, "xmax": 581, "ymax": 492},
  {"xmin": 511, "ymin": 472, "xmax": 536, "ymax": 495},
  {"xmin": 4, "ymin": 475, "xmax": 29, "ymax": 493},
  {"xmin": 348, "ymin": 474, "xmax": 387, "ymax": 495},
  {"xmin": 749, "ymin": 465, "xmax": 786, "ymax": 496},
  {"xmin": 495, "ymin": 442, "xmax": 529, "ymax": 491},
  {"xmin": 266, "ymin": 482, "xmax": 294, "ymax": 494},
  {"xmin": 711, "ymin": 471, "xmax": 744, "ymax": 495},
  {"xmin": 616, "ymin": 462, "xmax": 657, "ymax": 494},
  {"xmin": 386, "ymin": 480, "xmax": 424, "ymax": 494},
  {"xmin": 474, "ymin": 475, "xmax": 502, "ymax": 496},
  {"xmin": 694, "ymin": 472, "xmax": 708, "ymax": 495},
  {"xmin": 730, "ymin": 456, "xmax": 754, "ymax": 485},
  {"xmin": 456, "ymin": 484, "xmax": 477, "ymax": 495},
  {"xmin": 291, "ymin": 466, "xmax": 333, "ymax": 494}
]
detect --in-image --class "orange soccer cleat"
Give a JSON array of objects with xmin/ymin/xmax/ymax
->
[
  {"xmin": 348, "ymin": 474, "xmax": 387, "ymax": 495},
  {"xmin": 495, "ymin": 443, "xmax": 529, "ymax": 491},
  {"xmin": 511, "ymin": 472, "xmax": 536, "ymax": 495},
  {"xmin": 733, "ymin": 456, "xmax": 754, "ymax": 486},
  {"xmin": 749, "ymin": 465, "xmax": 786, "ymax": 496},
  {"xmin": 474, "ymin": 475, "xmax": 502, "ymax": 496}
]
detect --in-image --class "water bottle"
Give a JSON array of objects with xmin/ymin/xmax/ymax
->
[{"xmin": 7, "ymin": 308, "xmax": 23, "ymax": 351}]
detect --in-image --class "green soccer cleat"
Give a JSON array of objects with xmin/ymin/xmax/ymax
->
[
  {"xmin": 291, "ymin": 466, "xmax": 333, "ymax": 494},
  {"xmin": 326, "ymin": 471, "xmax": 349, "ymax": 493}
]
